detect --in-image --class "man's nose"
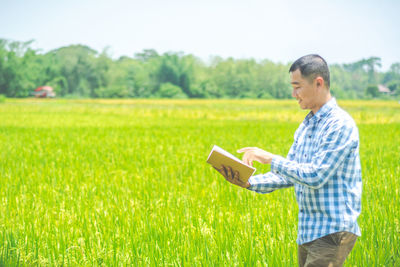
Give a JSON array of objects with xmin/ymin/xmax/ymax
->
[{"xmin": 292, "ymin": 89, "xmax": 297, "ymax": 98}]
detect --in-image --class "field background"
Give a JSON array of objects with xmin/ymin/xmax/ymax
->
[{"xmin": 0, "ymin": 99, "xmax": 399, "ymax": 266}]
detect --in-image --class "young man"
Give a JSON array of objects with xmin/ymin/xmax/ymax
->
[{"xmin": 215, "ymin": 55, "xmax": 362, "ymax": 266}]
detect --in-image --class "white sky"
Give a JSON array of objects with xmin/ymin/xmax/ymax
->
[{"xmin": 1, "ymin": 0, "xmax": 399, "ymax": 70}]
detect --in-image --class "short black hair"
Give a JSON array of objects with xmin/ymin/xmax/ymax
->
[{"xmin": 289, "ymin": 54, "xmax": 330, "ymax": 88}]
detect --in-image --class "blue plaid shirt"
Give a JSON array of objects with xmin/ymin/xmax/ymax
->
[{"xmin": 247, "ymin": 98, "xmax": 362, "ymax": 244}]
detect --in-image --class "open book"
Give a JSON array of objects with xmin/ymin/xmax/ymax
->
[{"xmin": 206, "ymin": 145, "xmax": 256, "ymax": 182}]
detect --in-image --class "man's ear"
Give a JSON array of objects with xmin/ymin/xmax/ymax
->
[{"xmin": 315, "ymin": 76, "xmax": 324, "ymax": 88}]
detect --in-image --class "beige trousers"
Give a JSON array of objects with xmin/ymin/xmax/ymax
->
[{"xmin": 298, "ymin": 231, "xmax": 358, "ymax": 267}]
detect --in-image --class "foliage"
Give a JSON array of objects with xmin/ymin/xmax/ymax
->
[
  {"xmin": 366, "ymin": 84, "xmax": 379, "ymax": 98},
  {"xmin": 157, "ymin": 82, "xmax": 187, "ymax": 98},
  {"xmin": 0, "ymin": 38, "xmax": 399, "ymax": 99}
]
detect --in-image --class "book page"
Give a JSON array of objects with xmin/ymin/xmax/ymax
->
[{"xmin": 210, "ymin": 145, "xmax": 243, "ymax": 164}]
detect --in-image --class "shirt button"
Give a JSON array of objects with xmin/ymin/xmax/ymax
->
[
  {"xmin": 304, "ymin": 154, "xmax": 307, "ymax": 157},
  {"xmin": 308, "ymin": 135, "xmax": 311, "ymax": 138}
]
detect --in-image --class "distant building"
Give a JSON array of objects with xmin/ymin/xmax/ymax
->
[
  {"xmin": 378, "ymin": 84, "xmax": 391, "ymax": 94},
  {"xmin": 33, "ymin": 86, "xmax": 56, "ymax": 98}
]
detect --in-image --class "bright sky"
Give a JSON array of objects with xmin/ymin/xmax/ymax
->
[{"xmin": 1, "ymin": 0, "xmax": 399, "ymax": 70}]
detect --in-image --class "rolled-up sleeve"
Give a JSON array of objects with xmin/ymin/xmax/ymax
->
[
  {"xmin": 247, "ymin": 172, "xmax": 293, "ymax": 194},
  {"xmin": 271, "ymin": 122, "xmax": 358, "ymax": 189}
]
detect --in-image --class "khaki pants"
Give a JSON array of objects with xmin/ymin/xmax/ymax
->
[{"xmin": 298, "ymin": 231, "xmax": 357, "ymax": 267}]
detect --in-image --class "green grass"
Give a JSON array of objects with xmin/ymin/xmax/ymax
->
[{"xmin": 0, "ymin": 99, "xmax": 399, "ymax": 266}]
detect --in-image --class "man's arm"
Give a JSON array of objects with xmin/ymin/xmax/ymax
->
[
  {"xmin": 247, "ymin": 172, "xmax": 293, "ymax": 194},
  {"xmin": 271, "ymin": 123, "xmax": 358, "ymax": 189},
  {"xmin": 215, "ymin": 143, "xmax": 297, "ymax": 192},
  {"xmin": 213, "ymin": 165, "xmax": 294, "ymax": 193}
]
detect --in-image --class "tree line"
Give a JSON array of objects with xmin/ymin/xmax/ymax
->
[{"xmin": 1, "ymin": 39, "xmax": 399, "ymax": 99}]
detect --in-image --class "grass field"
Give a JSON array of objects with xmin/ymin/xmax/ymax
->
[{"xmin": 0, "ymin": 99, "xmax": 399, "ymax": 266}]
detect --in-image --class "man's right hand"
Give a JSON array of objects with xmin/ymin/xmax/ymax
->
[{"xmin": 213, "ymin": 165, "xmax": 250, "ymax": 188}]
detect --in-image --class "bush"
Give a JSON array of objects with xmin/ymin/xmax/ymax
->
[
  {"xmin": 157, "ymin": 83, "xmax": 187, "ymax": 98},
  {"xmin": 0, "ymin": 94, "xmax": 6, "ymax": 103},
  {"xmin": 366, "ymin": 84, "xmax": 379, "ymax": 98}
]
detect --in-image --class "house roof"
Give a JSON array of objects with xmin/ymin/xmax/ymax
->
[
  {"xmin": 35, "ymin": 86, "xmax": 54, "ymax": 92},
  {"xmin": 378, "ymin": 84, "xmax": 391, "ymax": 93}
]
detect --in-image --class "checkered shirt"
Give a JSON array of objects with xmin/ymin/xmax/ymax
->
[{"xmin": 247, "ymin": 98, "xmax": 362, "ymax": 244}]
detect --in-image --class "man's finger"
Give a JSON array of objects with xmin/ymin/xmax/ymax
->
[
  {"xmin": 243, "ymin": 153, "xmax": 252, "ymax": 166},
  {"xmin": 247, "ymin": 157, "xmax": 253, "ymax": 166},
  {"xmin": 247, "ymin": 154, "xmax": 254, "ymax": 166},
  {"xmin": 248, "ymin": 159, "xmax": 253, "ymax": 166},
  {"xmin": 237, "ymin": 147, "xmax": 254, "ymax": 153},
  {"xmin": 234, "ymin": 170, "xmax": 241, "ymax": 181},
  {"xmin": 221, "ymin": 165, "xmax": 229, "ymax": 178},
  {"xmin": 213, "ymin": 166, "xmax": 224, "ymax": 175},
  {"xmin": 242, "ymin": 154, "xmax": 248, "ymax": 165},
  {"xmin": 229, "ymin": 166, "xmax": 235, "ymax": 180}
]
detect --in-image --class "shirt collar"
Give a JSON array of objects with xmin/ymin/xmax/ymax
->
[{"xmin": 304, "ymin": 97, "xmax": 337, "ymax": 124}]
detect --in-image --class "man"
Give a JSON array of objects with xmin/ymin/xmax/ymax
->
[{"xmin": 215, "ymin": 55, "xmax": 362, "ymax": 267}]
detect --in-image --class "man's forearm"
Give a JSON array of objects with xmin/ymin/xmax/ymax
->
[
  {"xmin": 247, "ymin": 171, "xmax": 293, "ymax": 194},
  {"xmin": 270, "ymin": 154, "xmax": 344, "ymax": 189}
]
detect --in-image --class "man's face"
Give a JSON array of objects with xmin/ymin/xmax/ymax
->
[{"xmin": 290, "ymin": 69, "xmax": 318, "ymax": 110}]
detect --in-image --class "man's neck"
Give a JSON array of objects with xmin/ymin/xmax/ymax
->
[{"xmin": 311, "ymin": 93, "xmax": 332, "ymax": 114}]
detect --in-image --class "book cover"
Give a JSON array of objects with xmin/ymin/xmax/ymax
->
[{"xmin": 206, "ymin": 145, "xmax": 256, "ymax": 182}]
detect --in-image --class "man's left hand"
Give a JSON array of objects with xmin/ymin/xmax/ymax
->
[
  {"xmin": 213, "ymin": 165, "xmax": 250, "ymax": 188},
  {"xmin": 237, "ymin": 147, "xmax": 274, "ymax": 166}
]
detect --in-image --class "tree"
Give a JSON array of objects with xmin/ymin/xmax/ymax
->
[
  {"xmin": 366, "ymin": 84, "xmax": 379, "ymax": 98},
  {"xmin": 0, "ymin": 39, "xmax": 43, "ymax": 97},
  {"xmin": 106, "ymin": 56, "xmax": 152, "ymax": 98},
  {"xmin": 1, "ymin": 38, "xmax": 400, "ymax": 100},
  {"xmin": 157, "ymin": 82, "xmax": 187, "ymax": 98},
  {"xmin": 154, "ymin": 52, "xmax": 198, "ymax": 97},
  {"xmin": 387, "ymin": 80, "xmax": 400, "ymax": 96},
  {"xmin": 363, "ymin": 57, "xmax": 382, "ymax": 84},
  {"xmin": 46, "ymin": 44, "xmax": 107, "ymax": 97},
  {"xmin": 134, "ymin": 49, "xmax": 159, "ymax": 62}
]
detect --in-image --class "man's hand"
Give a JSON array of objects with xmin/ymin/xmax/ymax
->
[
  {"xmin": 237, "ymin": 147, "xmax": 274, "ymax": 166},
  {"xmin": 213, "ymin": 165, "xmax": 250, "ymax": 188}
]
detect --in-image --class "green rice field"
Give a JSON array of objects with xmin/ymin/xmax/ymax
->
[{"xmin": 0, "ymin": 99, "xmax": 399, "ymax": 266}]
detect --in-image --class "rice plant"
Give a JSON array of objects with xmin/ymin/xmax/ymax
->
[{"xmin": 0, "ymin": 99, "xmax": 399, "ymax": 266}]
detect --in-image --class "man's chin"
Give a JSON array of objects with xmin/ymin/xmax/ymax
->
[{"xmin": 297, "ymin": 99, "xmax": 303, "ymax": 106}]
